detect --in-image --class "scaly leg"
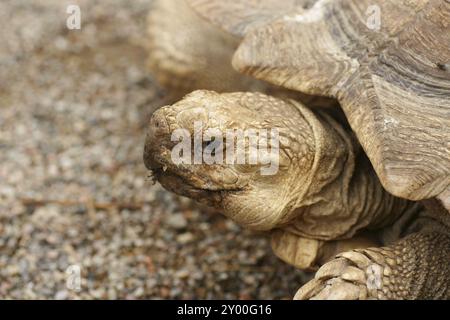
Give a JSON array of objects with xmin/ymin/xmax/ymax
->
[{"xmin": 295, "ymin": 229, "xmax": 450, "ymax": 300}]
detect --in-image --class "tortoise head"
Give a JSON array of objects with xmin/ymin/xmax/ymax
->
[{"xmin": 144, "ymin": 90, "xmax": 316, "ymax": 230}]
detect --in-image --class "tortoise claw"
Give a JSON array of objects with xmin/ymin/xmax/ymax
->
[{"xmin": 294, "ymin": 256, "xmax": 370, "ymax": 300}]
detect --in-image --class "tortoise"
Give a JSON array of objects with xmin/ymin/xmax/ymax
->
[{"xmin": 144, "ymin": 0, "xmax": 450, "ymax": 299}]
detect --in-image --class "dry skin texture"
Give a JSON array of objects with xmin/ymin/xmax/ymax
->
[{"xmin": 145, "ymin": 0, "xmax": 450, "ymax": 299}]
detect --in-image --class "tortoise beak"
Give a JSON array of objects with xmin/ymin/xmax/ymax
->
[{"xmin": 144, "ymin": 108, "xmax": 173, "ymax": 171}]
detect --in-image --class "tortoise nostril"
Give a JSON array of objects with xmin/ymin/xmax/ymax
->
[{"xmin": 150, "ymin": 111, "xmax": 170, "ymax": 136}]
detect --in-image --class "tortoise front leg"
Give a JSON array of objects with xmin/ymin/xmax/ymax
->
[{"xmin": 295, "ymin": 230, "xmax": 450, "ymax": 300}]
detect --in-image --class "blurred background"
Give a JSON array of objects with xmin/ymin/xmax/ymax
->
[{"xmin": 0, "ymin": 0, "xmax": 306, "ymax": 299}]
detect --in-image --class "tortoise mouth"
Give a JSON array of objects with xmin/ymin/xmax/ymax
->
[
  {"xmin": 149, "ymin": 165, "xmax": 229, "ymax": 209},
  {"xmin": 148, "ymin": 161, "xmax": 222, "ymax": 194},
  {"xmin": 145, "ymin": 145, "xmax": 246, "ymax": 193},
  {"xmin": 150, "ymin": 165, "xmax": 244, "ymax": 197}
]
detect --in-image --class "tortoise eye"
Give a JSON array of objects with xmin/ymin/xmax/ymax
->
[{"xmin": 436, "ymin": 62, "xmax": 449, "ymax": 71}]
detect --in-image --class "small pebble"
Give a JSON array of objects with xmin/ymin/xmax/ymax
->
[
  {"xmin": 166, "ymin": 213, "xmax": 188, "ymax": 230},
  {"xmin": 176, "ymin": 233, "xmax": 194, "ymax": 244},
  {"xmin": 55, "ymin": 290, "xmax": 69, "ymax": 300}
]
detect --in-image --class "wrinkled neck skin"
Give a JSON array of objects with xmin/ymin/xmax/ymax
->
[{"xmin": 277, "ymin": 101, "xmax": 416, "ymax": 241}]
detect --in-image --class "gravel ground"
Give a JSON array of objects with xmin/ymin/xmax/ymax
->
[{"xmin": 0, "ymin": 0, "xmax": 307, "ymax": 299}]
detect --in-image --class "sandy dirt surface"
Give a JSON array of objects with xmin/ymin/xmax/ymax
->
[{"xmin": 0, "ymin": 0, "xmax": 307, "ymax": 299}]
